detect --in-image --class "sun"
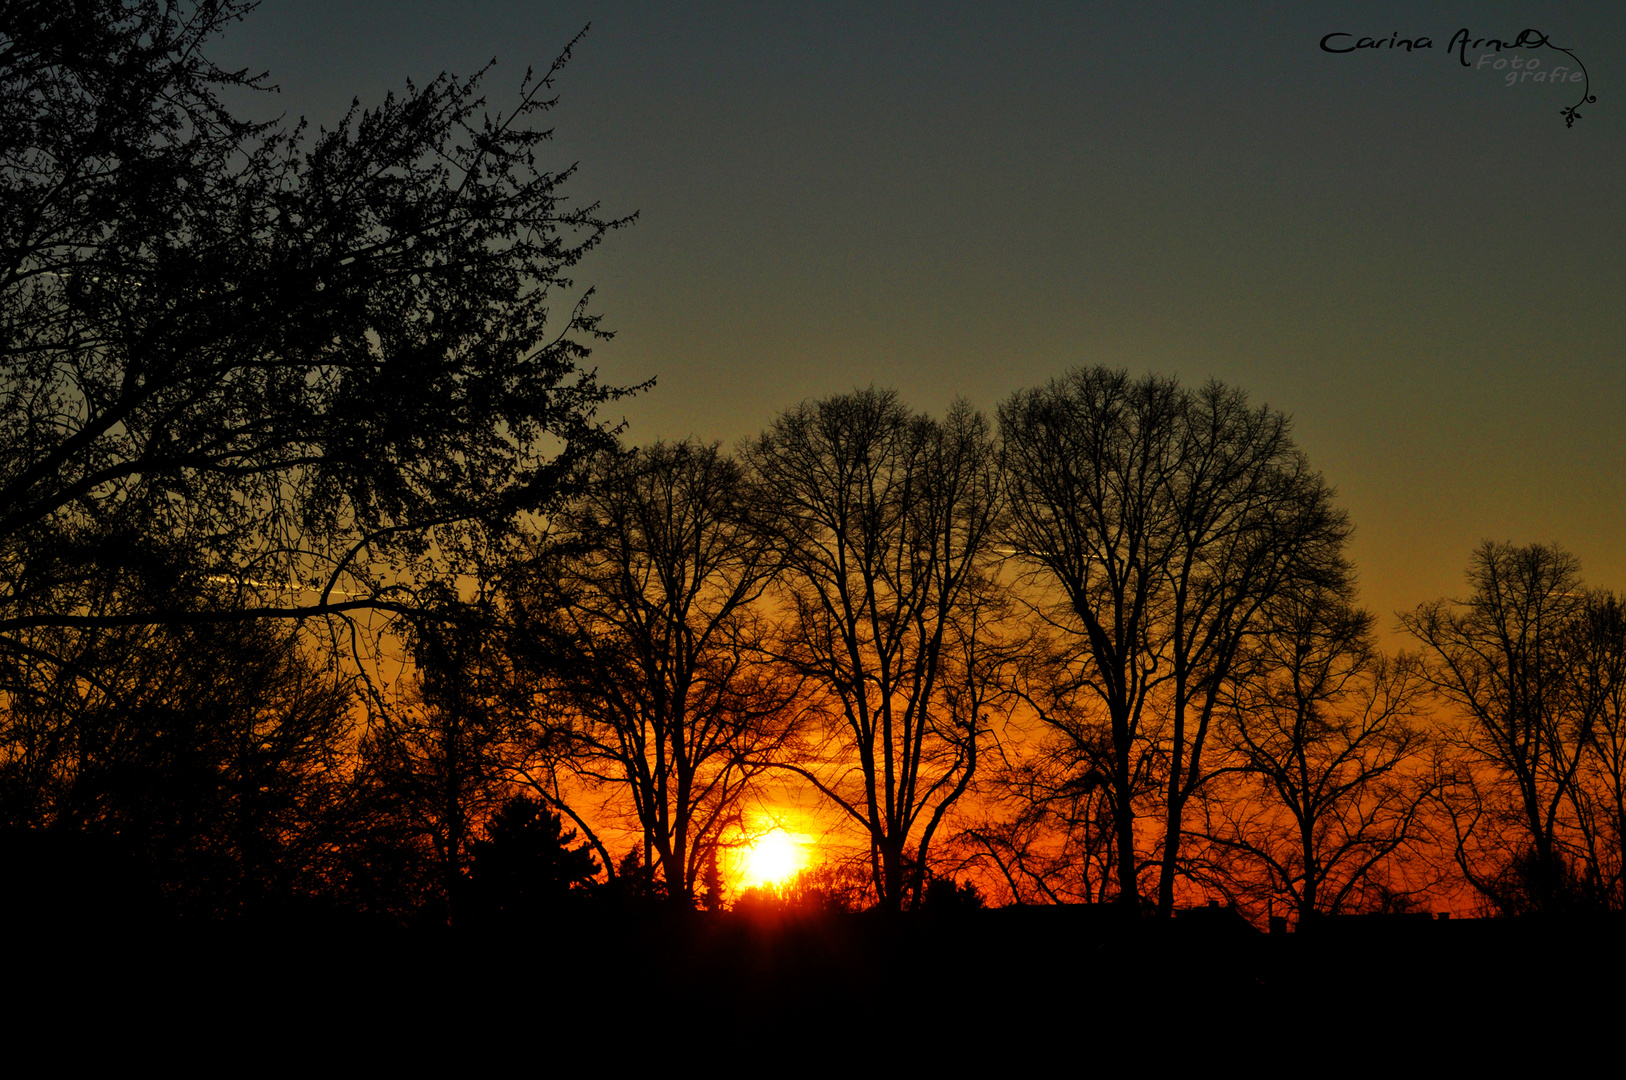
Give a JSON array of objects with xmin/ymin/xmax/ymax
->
[{"xmin": 739, "ymin": 829, "xmax": 805, "ymax": 888}]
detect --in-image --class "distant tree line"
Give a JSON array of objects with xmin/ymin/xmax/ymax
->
[{"xmin": 3, "ymin": 1, "xmax": 1623, "ymax": 929}]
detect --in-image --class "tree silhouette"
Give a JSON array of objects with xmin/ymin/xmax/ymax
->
[
  {"xmin": 0, "ymin": 616, "xmax": 354, "ymax": 916},
  {"xmin": 0, "ymin": 0, "xmax": 635, "ymax": 653},
  {"xmin": 999, "ymin": 367, "xmax": 1352, "ymax": 913},
  {"xmin": 466, "ymin": 794, "xmax": 599, "ymax": 923},
  {"xmin": 1199, "ymin": 585, "xmax": 1435, "ymax": 922},
  {"xmin": 1, "ymin": 0, "xmax": 641, "ymax": 928},
  {"xmin": 921, "ymin": 874, "xmax": 985, "ymax": 913},
  {"xmin": 522, "ymin": 440, "xmax": 798, "ymax": 908},
  {"xmin": 1406, "ymin": 542, "xmax": 1622, "ymax": 913},
  {"xmin": 746, "ymin": 392, "xmax": 1010, "ymax": 913},
  {"xmin": 352, "ymin": 603, "xmax": 539, "ymax": 926},
  {"xmin": 1573, "ymin": 594, "xmax": 1626, "ymax": 907},
  {"xmin": 700, "ymin": 847, "xmax": 726, "ymax": 911}
]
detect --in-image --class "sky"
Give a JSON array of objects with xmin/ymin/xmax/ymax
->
[{"xmin": 216, "ymin": 1, "xmax": 1625, "ymax": 642}]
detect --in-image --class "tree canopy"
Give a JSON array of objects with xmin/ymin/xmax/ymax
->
[{"xmin": 0, "ymin": 0, "xmax": 635, "ymax": 648}]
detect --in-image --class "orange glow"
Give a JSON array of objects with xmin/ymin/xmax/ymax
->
[{"xmin": 739, "ymin": 828, "xmax": 806, "ymax": 888}]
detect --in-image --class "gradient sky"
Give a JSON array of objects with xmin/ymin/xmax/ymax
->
[{"xmin": 217, "ymin": 1, "xmax": 1625, "ymax": 640}]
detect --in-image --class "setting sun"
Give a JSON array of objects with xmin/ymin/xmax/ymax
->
[{"xmin": 739, "ymin": 829, "xmax": 806, "ymax": 888}]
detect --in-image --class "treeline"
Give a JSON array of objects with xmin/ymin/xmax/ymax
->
[
  {"xmin": 6, "ymin": 374, "xmax": 1625, "ymax": 928},
  {"xmin": 3, "ymin": 2, "xmax": 1623, "ymax": 930}
]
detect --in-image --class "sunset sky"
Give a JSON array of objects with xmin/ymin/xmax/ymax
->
[{"xmin": 219, "ymin": 0, "xmax": 1625, "ymax": 643}]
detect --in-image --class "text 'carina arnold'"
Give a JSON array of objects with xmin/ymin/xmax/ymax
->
[{"xmin": 1320, "ymin": 33, "xmax": 1433, "ymax": 53}]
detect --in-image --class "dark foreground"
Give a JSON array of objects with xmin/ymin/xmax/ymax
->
[{"xmin": 11, "ymin": 903, "xmax": 1623, "ymax": 1065}]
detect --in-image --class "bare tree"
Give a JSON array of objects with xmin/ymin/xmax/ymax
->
[
  {"xmin": 1406, "ymin": 542, "xmax": 1618, "ymax": 912},
  {"xmin": 1199, "ymin": 587, "xmax": 1434, "ymax": 922},
  {"xmin": 526, "ymin": 440, "xmax": 797, "ymax": 907},
  {"xmin": 745, "ymin": 391, "xmax": 1006, "ymax": 913},
  {"xmin": 1572, "ymin": 594, "xmax": 1626, "ymax": 906},
  {"xmin": 999, "ymin": 367, "xmax": 1351, "ymax": 913}
]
